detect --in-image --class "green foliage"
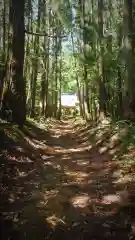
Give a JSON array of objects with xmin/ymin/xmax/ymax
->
[{"xmin": 16, "ymin": 0, "xmax": 135, "ymax": 120}]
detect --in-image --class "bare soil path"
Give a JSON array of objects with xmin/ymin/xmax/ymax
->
[{"xmin": 0, "ymin": 120, "xmax": 134, "ymax": 239}]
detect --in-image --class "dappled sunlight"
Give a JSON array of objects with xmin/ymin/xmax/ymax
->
[
  {"xmin": 46, "ymin": 214, "xmax": 66, "ymax": 228},
  {"xmin": 101, "ymin": 194, "xmax": 121, "ymax": 205},
  {"xmin": 76, "ymin": 159, "xmax": 90, "ymax": 166},
  {"xmin": 101, "ymin": 189, "xmax": 130, "ymax": 207},
  {"xmin": 1, "ymin": 0, "xmax": 135, "ymax": 237},
  {"xmin": 113, "ymin": 173, "xmax": 133, "ymax": 185},
  {"xmin": 65, "ymin": 170, "xmax": 89, "ymax": 183},
  {"xmin": 17, "ymin": 168, "xmax": 36, "ymax": 178},
  {"xmin": 71, "ymin": 195, "xmax": 90, "ymax": 209},
  {"xmin": 61, "ymin": 154, "xmax": 72, "ymax": 160},
  {"xmin": 1, "ymin": 120, "xmax": 135, "ymax": 239},
  {"xmin": 67, "ymin": 145, "xmax": 92, "ymax": 153},
  {"xmin": 8, "ymin": 193, "xmax": 16, "ymax": 203},
  {"xmin": 14, "ymin": 146, "xmax": 25, "ymax": 153}
]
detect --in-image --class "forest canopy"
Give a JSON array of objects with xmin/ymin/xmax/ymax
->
[{"xmin": 0, "ymin": 0, "xmax": 135, "ymax": 125}]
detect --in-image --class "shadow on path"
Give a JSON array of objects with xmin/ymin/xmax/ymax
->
[{"xmin": 0, "ymin": 120, "xmax": 135, "ymax": 239}]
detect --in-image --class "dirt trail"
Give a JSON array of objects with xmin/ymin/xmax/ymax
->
[{"xmin": 0, "ymin": 120, "xmax": 134, "ymax": 239}]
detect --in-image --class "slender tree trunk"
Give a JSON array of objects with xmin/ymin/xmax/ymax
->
[
  {"xmin": 0, "ymin": 0, "xmax": 7, "ymax": 110},
  {"xmin": 71, "ymin": 30, "xmax": 84, "ymax": 117},
  {"xmin": 81, "ymin": 0, "xmax": 90, "ymax": 119},
  {"xmin": 45, "ymin": 33, "xmax": 50, "ymax": 117},
  {"xmin": 40, "ymin": 0, "xmax": 47, "ymax": 116},
  {"xmin": 26, "ymin": 4, "xmax": 34, "ymax": 114},
  {"xmin": 3, "ymin": 0, "xmax": 6, "ymax": 60},
  {"xmin": 117, "ymin": 17, "xmax": 123, "ymax": 118},
  {"xmin": 98, "ymin": 0, "xmax": 106, "ymax": 120},
  {"xmin": 30, "ymin": 0, "xmax": 41, "ymax": 118},
  {"xmin": 54, "ymin": 34, "xmax": 58, "ymax": 118},
  {"xmin": 57, "ymin": 43, "xmax": 62, "ymax": 120}
]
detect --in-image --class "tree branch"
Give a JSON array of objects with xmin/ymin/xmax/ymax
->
[{"xmin": 25, "ymin": 30, "xmax": 67, "ymax": 38}]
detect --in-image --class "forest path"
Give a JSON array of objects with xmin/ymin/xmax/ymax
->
[{"xmin": 0, "ymin": 120, "xmax": 134, "ymax": 239}]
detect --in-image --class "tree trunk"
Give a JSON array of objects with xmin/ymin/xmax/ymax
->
[
  {"xmin": 98, "ymin": 0, "xmax": 106, "ymax": 120},
  {"xmin": 30, "ymin": 0, "xmax": 41, "ymax": 118},
  {"xmin": 8, "ymin": 0, "xmax": 26, "ymax": 127},
  {"xmin": 123, "ymin": 0, "xmax": 133, "ymax": 101},
  {"xmin": 71, "ymin": 30, "xmax": 84, "ymax": 117},
  {"xmin": 81, "ymin": 0, "xmax": 90, "ymax": 119}
]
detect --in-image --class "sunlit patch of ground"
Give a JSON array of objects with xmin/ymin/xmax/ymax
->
[{"xmin": 1, "ymin": 119, "xmax": 135, "ymax": 239}]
